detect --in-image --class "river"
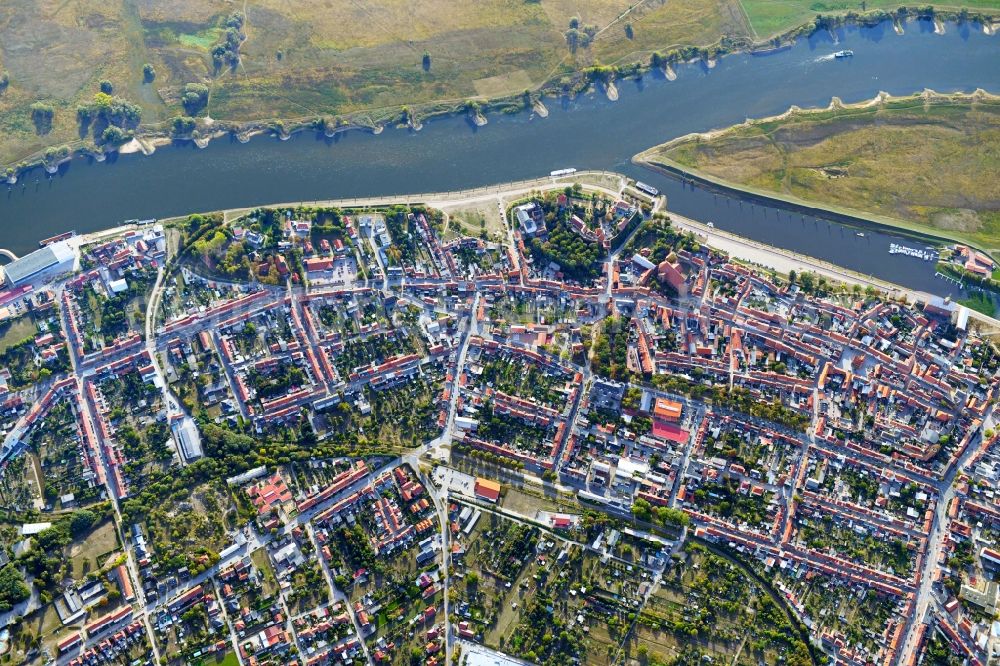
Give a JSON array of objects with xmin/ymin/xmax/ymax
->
[{"xmin": 1, "ymin": 18, "xmax": 997, "ymax": 298}]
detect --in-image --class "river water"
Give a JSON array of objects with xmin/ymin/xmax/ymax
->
[{"xmin": 1, "ymin": 18, "xmax": 998, "ymax": 297}]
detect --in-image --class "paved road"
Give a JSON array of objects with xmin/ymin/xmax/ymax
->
[
  {"xmin": 306, "ymin": 522, "xmax": 372, "ymax": 663},
  {"xmin": 895, "ymin": 407, "xmax": 996, "ymax": 665}
]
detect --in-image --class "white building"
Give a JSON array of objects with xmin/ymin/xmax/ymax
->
[{"xmin": 1, "ymin": 241, "xmax": 76, "ymax": 287}]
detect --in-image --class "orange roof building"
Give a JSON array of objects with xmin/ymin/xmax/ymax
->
[
  {"xmin": 653, "ymin": 397, "xmax": 683, "ymax": 423},
  {"xmin": 247, "ymin": 473, "xmax": 293, "ymax": 515},
  {"xmin": 473, "ymin": 478, "xmax": 501, "ymax": 503}
]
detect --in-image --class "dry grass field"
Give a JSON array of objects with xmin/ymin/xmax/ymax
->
[
  {"xmin": 0, "ymin": 0, "xmax": 997, "ymax": 168},
  {"xmin": 643, "ymin": 95, "xmax": 1000, "ymax": 255},
  {"xmin": 0, "ymin": 0, "xmax": 752, "ymax": 166}
]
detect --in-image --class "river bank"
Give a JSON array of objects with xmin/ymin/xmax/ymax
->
[
  {"xmin": 2, "ymin": 21, "xmax": 997, "ymax": 298},
  {"xmin": 4, "ymin": 11, "xmax": 997, "ymax": 183},
  {"xmin": 142, "ymin": 172, "xmax": 998, "ymax": 329},
  {"xmin": 633, "ymin": 89, "xmax": 1000, "ymax": 260}
]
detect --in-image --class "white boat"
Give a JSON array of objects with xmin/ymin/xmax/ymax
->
[
  {"xmin": 707, "ymin": 222, "xmax": 715, "ymax": 228},
  {"xmin": 856, "ymin": 232, "xmax": 865, "ymax": 237},
  {"xmin": 833, "ymin": 50, "xmax": 854, "ymax": 58},
  {"xmin": 635, "ymin": 181, "xmax": 659, "ymax": 196},
  {"xmin": 550, "ymin": 168, "xmax": 577, "ymax": 177}
]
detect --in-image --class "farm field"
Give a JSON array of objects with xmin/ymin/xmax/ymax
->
[{"xmin": 639, "ymin": 94, "xmax": 1000, "ymax": 256}]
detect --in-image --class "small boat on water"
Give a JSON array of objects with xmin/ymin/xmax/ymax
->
[
  {"xmin": 856, "ymin": 232, "xmax": 865, "ymax": 237},
  {"xmin": 834, "ymin": 50, "xmax": 854, "ymax": 58}
]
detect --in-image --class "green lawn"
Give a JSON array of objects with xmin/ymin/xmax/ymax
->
[
  {"xmin": 959, "ymin": 292, "xmax": 998, "ymax": 317},
  {"xmin": 740, "ymin": 0, "xmax": 1000, "ymax": 39},
  {"xmin": 0, "ymin": 314, "xmax": 37, "ymax": 354},
  {"xmin": 215, "ymin": 652, "xmax": 240, "ymax": 666}
]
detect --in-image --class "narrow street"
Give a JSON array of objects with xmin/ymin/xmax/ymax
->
[{"xmin": 306, "ymin": 522, "xmax": 374, "ymax": 664}]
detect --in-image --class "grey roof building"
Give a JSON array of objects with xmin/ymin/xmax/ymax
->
[{"xmin": 1, "ymin": 241, "xmax": 75, "ymax": 286}]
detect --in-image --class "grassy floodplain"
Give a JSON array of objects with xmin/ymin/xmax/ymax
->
[
  {"xmin": 740, "ymin": 0, "xmax": 1000, "ymax": 38},
  {"xmin": 637, "ymin": 92, "xmax": 1000, "ymax": 259},
  {"xmin": 0, "ymin": 0, "xmax": 997, "ymax": 170}
]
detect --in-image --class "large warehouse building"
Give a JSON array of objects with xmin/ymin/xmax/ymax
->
[{"xmin": 0, "ymin": 241, "xmax": 76, "ymax": 287}]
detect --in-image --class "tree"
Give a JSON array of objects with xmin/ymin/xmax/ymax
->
[
  {"xmin": 171, "ymin": 116, "xmax": 197, "ymax": 136},
  {"xmin": 101, "ymin": 125, "xmax": 128, "ymax": 146},
  {"xmin": 0, "ymin": 71, "xmax": 9, "ymax": 92},
  {"xmin": 93, "ymin": 91, "xmax": 113, "ymax": 111},
  {"xmin": 77, "ymin": 105, "xmax": 93, "ymax": 126},
  {"xmin": 0, "ymin": 565, "xmax": 29, "ymax": 612},
  {"xmin": 655, "ymin": 506, "xmax": 690, "ymax": 527},
  {"xmin": 422, "ymin": 52, "xmax": 431, "ymax": 71},
  {"xmin": 85, "ymin": 93, "xmax": 142, "ymax": 131},
  {"xmin": 99, "ymin": 80, "xmax": 114, "ymax": 94},
  {"xmin": 143, "ymin": 64, "xmax": 156, "ymax": 82},
  {"xmin": 70, "ymin": 510, "xmax": 98, "ymax": 537},
  {"xmin": 211, "ymin": 12, "xmax": 245, "ymax": 70},
  {"xmin": 632, "ymin": 497, "xmax": 652, "ymax": 522},
  {"xmin": 30, "ymin": 102, "xmax": 55, "ymax": 135},
  {"xmin": 182, "ymin": 83, "xmax": 210, "ymax": 115}
]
